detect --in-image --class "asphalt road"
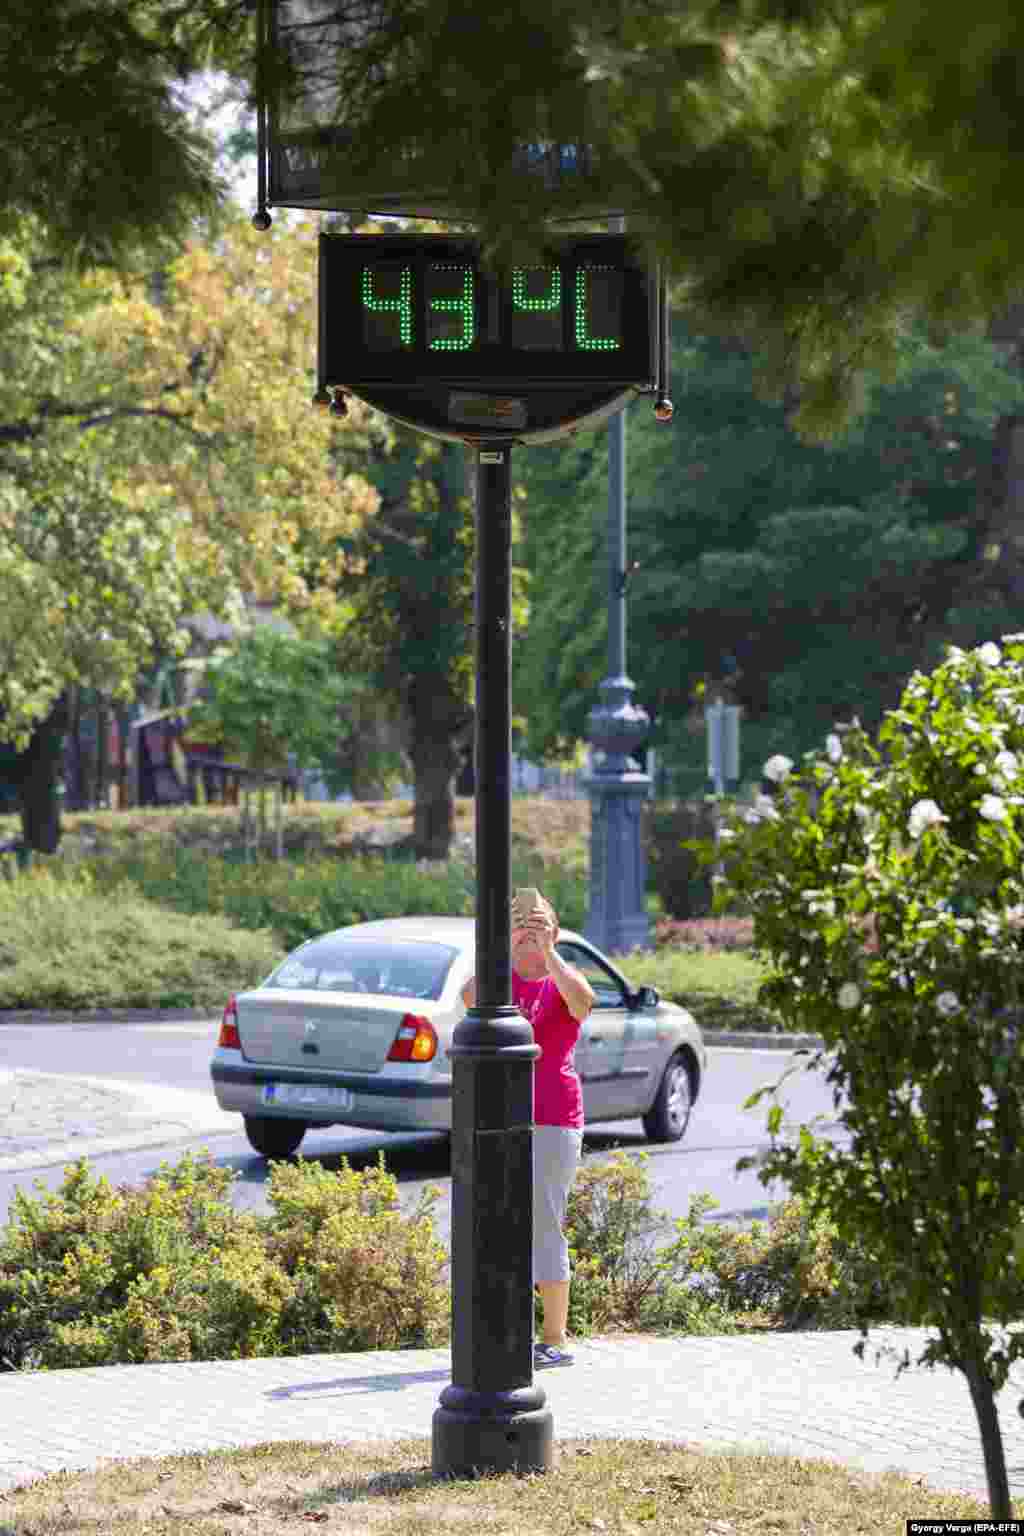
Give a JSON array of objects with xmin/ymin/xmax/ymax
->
[{"xmin": 0, "ymin": 1020, "xmax": 853, "ymax": 1249}]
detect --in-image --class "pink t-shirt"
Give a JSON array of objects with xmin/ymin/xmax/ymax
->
[{"xmin": 512, "ymin": 973, "xmax": 584, "ymax": 1129}]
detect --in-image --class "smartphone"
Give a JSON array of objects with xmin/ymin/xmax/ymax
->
[{"xmin": 512, "ymin": 887, "xmax": 544, "ymax": 922}]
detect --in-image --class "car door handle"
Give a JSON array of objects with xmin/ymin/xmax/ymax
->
[{"xmin": 588, "ymin": 1033, "xmax": 604, "ymax": 1043}]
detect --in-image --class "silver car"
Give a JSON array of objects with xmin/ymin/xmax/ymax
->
[{"xmin": 210, "ymin": 916, "xmax": 707, "ymax": 1160}]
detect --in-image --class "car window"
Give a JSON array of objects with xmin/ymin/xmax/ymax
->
[
  {"xmin": 265, "ymin": 938, "xmax": 458, "ymax": 1000},
  {"xmin": 554, "ymin": 941, "xmax": 626, "ymax": 1007}
]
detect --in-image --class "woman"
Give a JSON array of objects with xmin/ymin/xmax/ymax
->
[{"xmin": 460, "ymin": 888, "xmax": 595, "ymax": 1368}]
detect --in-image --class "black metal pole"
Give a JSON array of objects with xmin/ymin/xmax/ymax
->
[{"xmin": 432, "ymin": 443, "xmax": 554, "ymax": 1478}]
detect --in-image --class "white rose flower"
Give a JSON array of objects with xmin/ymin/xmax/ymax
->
[
  {"xmin": 742, "ymin": 809, "xmax": 761, "ymax": 825},
  {"xmin": 718, "ymin": 828, "xmax": 736, "ymax": 842},
  {"xmin": 753, "ymin": 793, "xmax": 779, "ymax": 820},
  {"xmin": 763, "ymin": 754, "xmax": 794, "ymax": 783},
  {"xmin": 837, "ymin": 982, "xmax": 861, "ymax": 1010},
  {"xmin": 908, "ymin": 799, "xmax": 949, "ymax": 839},
  {"xmin": 853, "ymin": 803, "xmax": 871, "ymax": 823},
  {"xmin": 808, "ymin": 899, "xmax": 836, "ymax": 917},
  {"xmin": 975, "ymin": 763, "xmax": 989, "ymax": 776},
  {"xmin": 1002, "ymin": 632, "xmax": 1024, "ymax": 644},
  {"xmin": 980, "ymin": 794, "xmax": 1008, "ymax": 822},
  {"xmin": 936, "ymin": 991, "xmax": 961, "ymax": 1016},
  {"xmin": 977, "ymin": 642, "xmax": 1002, "ymax": 666},
  {"xmin": 996, "ymin": 751, "xmax": 1019, "ymax": 779},
  {"xmin": 826, "ymin": 733, "xmax": 842, "ymax": 763}
]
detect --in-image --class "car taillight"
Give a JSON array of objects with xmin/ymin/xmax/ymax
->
[
  {"xmin": 218, "ymin": 995, "xmax": 241, "ymax": 1050},
  {"xmin": 386, "ymin": 1014, "xmax": 437, "ymax": 1063}
]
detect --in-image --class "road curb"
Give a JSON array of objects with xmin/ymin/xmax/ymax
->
[
  {"xmin": 0, "ymin": 1010, "xmax": 826, "ymax": 1048},
  {"xmin": 0, "ymin": 1009, "xmax": 218, "ymax": 1026},
  {"xmin": 704, "ymin": 1031, "xmax": 826, "ymax": 1050}
]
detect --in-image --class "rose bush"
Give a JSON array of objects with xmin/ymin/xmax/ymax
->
[{"xmin": 700, "ymin": 635, "xmax": 1024, "ymax": 1520}]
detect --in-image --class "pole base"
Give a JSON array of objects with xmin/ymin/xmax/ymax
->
[{"xmin": 432, "ymin": 1388, "xmax": 554, "ymax": 1477}]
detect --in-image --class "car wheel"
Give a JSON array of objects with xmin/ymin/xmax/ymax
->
[
  {"xmin": 243, "ymin": 1115, "xmax": 308, "ymax": 1159},
  {"xmin": 642, "ymin": 1052, "xmax": 693, "ymax": 1143}
]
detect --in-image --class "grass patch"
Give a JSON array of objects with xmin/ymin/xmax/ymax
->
[
  {"xmin": 0, "ymin": 1432, "xmax": 1011, "ymax": 1531},
  {"xmin": 613, "ymin": 946, "xmax": 780, "ymax": 1033}
]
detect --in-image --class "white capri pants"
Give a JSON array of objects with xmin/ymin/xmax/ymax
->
[{"xmin": 533, "ymin": 1125, "xmax": 584, "ymax": 1284}]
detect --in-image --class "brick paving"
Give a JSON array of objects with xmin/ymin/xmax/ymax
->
[{"xmin": 2, "ymin": 1328, "xmax": 1024, "ymax": 1503}]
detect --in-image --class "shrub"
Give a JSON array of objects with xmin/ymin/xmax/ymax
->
[
  {"xmin": 0, "ymin": 1145, "xmax": 896, "ymax": 1376},
  {"xmin": 558, "ymin": 1149, "xmax": 891, "ymax": 1338},
  {"xmin": 78, "ymin": 843, "xmax": 589, "ymax": 954},
  {"xmin": 0, "ymin": 1149, "xmax": 449, "ymax": 1372},
  {"xmin": 0, "ymin": 865, "xmax": 280, "ymax": 1010},
  {"xmin": 659, "ymin": 1191, "xmax": 898, "ymax": 1331},
  {"xmin": 643, "ymin": 800, "xmax": 716, "ymax": 919},
  {"xmin": 653, "ymin": 915, "xmax": 756, "ymax": 951}
]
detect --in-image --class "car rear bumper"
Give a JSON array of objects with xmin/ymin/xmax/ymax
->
[{"xmin": 210, "ymin": 1051, "xmax": 453, "ymax": 1132}]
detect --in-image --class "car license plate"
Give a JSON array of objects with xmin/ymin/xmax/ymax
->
[{"xmin": 261, "ymin": 1082, "xmax": 354, "ymax": 1111}]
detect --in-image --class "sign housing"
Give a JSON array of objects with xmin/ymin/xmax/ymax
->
[{"xmin": 318, "ymin": 233, "xmax": 659, "ymax": 444}]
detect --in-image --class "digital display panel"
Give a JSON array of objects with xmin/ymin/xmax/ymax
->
[
  {"xmin": 322, "ymin": 234, "xmax": 652, "ymax": 391},
  {"xmin": 360, "ymin": 262, "xmax": 413, "ymax": 350}
]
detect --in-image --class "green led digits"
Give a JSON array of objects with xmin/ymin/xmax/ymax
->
[
  {"xmin": 512, "ymin": 267, "xmax": 561, "ymax": 312},
  {"xmin": 428, "ymin": 263, "xmax": 475, "ymax": 350},
  {"xmin": 360, "ymin": 264, "xmax": 413, "ymax": 346},
  {"xmin": 575, "ymin": 265, "xmax": 622, "ymax": 351}
]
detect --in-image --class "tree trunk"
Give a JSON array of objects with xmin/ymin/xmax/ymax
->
[
  {"xmin": 963, "ymin": 1351, "xmax": 1013, "ymax": 1519},
  {"xmin": 18, "ymin": 695, "xmax": 68, "ymax": 854},
  {"xmin": 408, "ymin": 682, "xmax": 471, "ymax": 860},
  {"xmin": 115, "ymin": 705, "xmax": 132, "ymax": 809},
  {"xmin": 64, "ymin": 685, "xmax": 85, "ymax": 810},
  {"xmin": 96, "ymin": 696, "xmax": 110, "ymax": 810}
]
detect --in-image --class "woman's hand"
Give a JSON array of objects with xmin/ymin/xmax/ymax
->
[{"xmin": 525, "ymin": 911, "xmax": 557, "ymax": 964}]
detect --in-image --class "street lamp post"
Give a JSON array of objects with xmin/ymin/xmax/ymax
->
[
  {"xmin": 584, "ymin": 222, "xmax": 660, "ymax": 957},
  {"xmin": 432, "ymin": 445, "xmax": 553, "ymax": 1474}
]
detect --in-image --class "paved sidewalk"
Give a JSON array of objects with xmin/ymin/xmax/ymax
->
[
  {"xmin": 0, "ymin": 1066, "xmax": 238, "ymax": 1174},
  {"xmin": 1, "ymin": 1326, "xmax": 1024, "ymax": 1504}
]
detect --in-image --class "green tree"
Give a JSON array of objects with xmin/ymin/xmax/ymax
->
[
  {"xmin": 188, "ymin": 625, "xmax": 361, "ymax": 853},
  {"xmin": 707, "ymin": 637, "xmax": 1024, "ymax": 1520},
  {"xmin": 0, "ymin": 212, "xmax": 379, "ymax": 849},
  {"xmin": 513, "ymin": 319, "xmax": 1024, "ymax": 795}
]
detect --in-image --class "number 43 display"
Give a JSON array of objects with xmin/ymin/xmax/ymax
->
[{"xmin": 317, "ymin": 233, "xmax": 664, "ymax": 444}]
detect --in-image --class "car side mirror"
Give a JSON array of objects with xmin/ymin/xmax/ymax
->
[{"xmin": 632, "ymin": 985, "xmax": 659, "ymax": 1009}]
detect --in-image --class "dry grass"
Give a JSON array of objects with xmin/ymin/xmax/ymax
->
[{"xmin": 0, "ymin": 1432, "xmax": 1011, "ymax": 1535}]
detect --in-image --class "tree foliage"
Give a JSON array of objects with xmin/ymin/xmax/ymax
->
[
  {"xmin": 0, "ymin": 212, "xmax": 381, "ymax": 748},
  {"xmin": 0, "ymin": 0, "xmax": 255, "ymax": 264},
  {"xmin": 188, "ymin": 624, "xmax": 359, "ymax": 776},
  {"xmin": 707, "ymin": 639, "xmax": 1024, "ymax": 1518},
  {"xmin": 261, "ymin": 0, "xmax": 1024, "ymax": 427},
  {"xmin": 513, "ymin": 318, "xmax": 1024, "ymax": 794}
]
